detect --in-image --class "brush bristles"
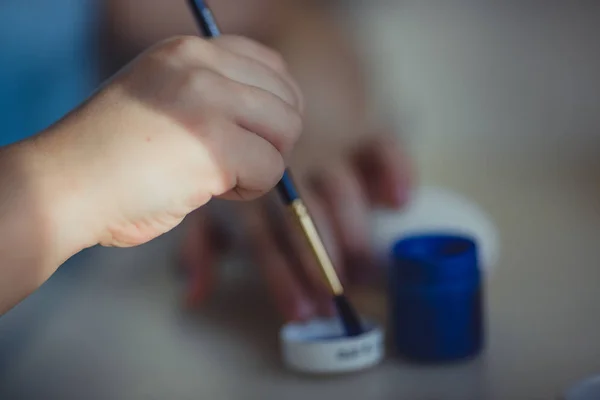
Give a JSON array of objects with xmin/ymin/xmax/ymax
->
[{"xmin": 334, "ymin": 295, "xmax": 364, "ymax": 337}]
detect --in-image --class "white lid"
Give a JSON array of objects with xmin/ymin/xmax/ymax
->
[
  {"xmin": 369, "ymin": 185, "xmax": 500, "ymax": 278},
  {"xmin": 279, "ymin": 317, "xmax": 385, "ymax": 374}
]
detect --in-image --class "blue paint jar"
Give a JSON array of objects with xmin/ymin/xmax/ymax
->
[{"xmin": 388, "ymin": 233, "xmax": 484, "ymax": 362}]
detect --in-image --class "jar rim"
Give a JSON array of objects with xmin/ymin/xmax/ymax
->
[{"xmin": 390, "ymin": 233, "xmax": 479, "ymax": 282}]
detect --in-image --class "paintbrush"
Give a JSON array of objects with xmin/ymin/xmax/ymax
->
[{"xmin": 187, "ymin": 0, "xmax": 364, "ymax": 337}]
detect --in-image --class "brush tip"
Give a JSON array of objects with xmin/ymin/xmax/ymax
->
[{"xmin": 333, "ymin": 295, "xmax": 364, "ymax": 337}]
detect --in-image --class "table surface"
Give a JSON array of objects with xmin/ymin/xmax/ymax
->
[
  {"xmin": 0, "ymin": 223, "xmax": 599, "ymax": 400},
  {"xmin": 2, "ymin": 3, "xmax": 600, "ymax": 399}
]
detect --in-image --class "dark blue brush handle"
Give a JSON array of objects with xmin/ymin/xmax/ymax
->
[
  {"xmin": 188, "ymin": 0, "xmax": 221, "ymax": 37},
  {"xmin": 188, "ymin": 0, "xmax": 299, "ymax": 205},
  {"xmin": 188, "ymin": 0, "xmax": 363, "ymax": 338}
]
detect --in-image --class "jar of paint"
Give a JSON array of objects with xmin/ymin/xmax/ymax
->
[{"xmin": 388, "ymin": 233, "xmax": 484, "ymax": 362}]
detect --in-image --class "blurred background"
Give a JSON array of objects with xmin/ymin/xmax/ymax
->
[{"xmin": 1, "ymin": 1, "xmax": 600, "ymax": 399}]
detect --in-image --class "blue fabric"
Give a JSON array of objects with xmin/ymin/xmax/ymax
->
[{"xmin": 0, "ymin": 0, "xmax": 99, "ymax": 146}]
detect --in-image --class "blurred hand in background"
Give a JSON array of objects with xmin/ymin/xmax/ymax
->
[{"xmin": 106, "ymin": 0, "xmax": 413, "ymax": 322}]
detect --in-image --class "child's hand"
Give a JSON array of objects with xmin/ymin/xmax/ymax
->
[{"xmin": 36, "ymin": 35, "xmax": 303, "ymax": 250}]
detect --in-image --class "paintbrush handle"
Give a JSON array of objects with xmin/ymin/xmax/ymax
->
[
  {"xmin": 187, "ymin": 0, "xmax": 344, "ymax": 297},
  {"xmin": 188, "ymin": 0, "xmax": 220, "ymax": 36},
  {"xmin": 276, "ymin": 171, "xmax": 343, "ymax": 295},
  {"xmin": 188, "ymin": 0, "xmax": 299, "ymax": 206},
  {"xmin": 288, "ymin": 198, "xmax": 344, "ymax": 295},
  {"xmin": 275, "ymin": 171, "xmax": 299, "ymax": 204}
]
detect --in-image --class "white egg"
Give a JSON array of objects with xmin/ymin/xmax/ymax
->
[{"xmin": 369, "ymin": 185, "xmax": 500, "ymax": 277}]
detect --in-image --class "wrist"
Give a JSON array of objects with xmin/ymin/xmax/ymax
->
[
  {"xmin": 14, "ymin": 129, "xmax": 101, "ymax": 264},
  {"xmin": 0, "ymin": 134, "xmax": 100, "ymax": 313}
]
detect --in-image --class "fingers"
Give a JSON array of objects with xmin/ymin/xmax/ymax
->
[
  {"xmin": 214, "ymin": 76, "xmax": 302, "ymax": 157},
  {"xmin": 185, "ymin": 75, "xmax": 301, "ymax": 199},
  {"xmin": 153, "ymin": 35, "xmax": 303, "ymax": 156},
  {"xmin": 353, "ymin": 133, "xmax": 413, "ymax": 208},
  {"xmin": 214, "ymin": 125, "xmax": 284, "ymax": 201},
  {"xmin": 146, "ymin": 36, "xmax": 304, "ymax": 200},
  {"xmin": 310, "ymin": 162, "xmax": 374, "ymax": 284},
  {"xmin": 154, "ymin": 35, "xmax": 302, "ymax": 113},
  {"xmin": 212, "ymin": 36, "xmax": 304, "ymax": 113},
  {"xmin": 182, "ymin": 35, "xmax": 302, "ymax": 112}
]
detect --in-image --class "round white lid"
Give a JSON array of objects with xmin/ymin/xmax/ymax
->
[
  {"xmin": 370, "ymin": 185, "xmax": 500, "ymax": 277},
  {"xmin": 279, "ymin": 317, "xmax": 385, "ymax": 375}
]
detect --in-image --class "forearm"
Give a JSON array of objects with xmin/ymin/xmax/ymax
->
[{"xmin": 0, "ymin": 133, "xmax": 96, "ymax": 314}]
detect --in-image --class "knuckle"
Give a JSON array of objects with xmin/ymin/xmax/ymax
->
[
  {"xmin": 285, "ymin": 107, "xmax": 303, "ymax": 145},
  {"xmin": 185, "ymin": 67, "xmax": 224, "ymax": 95},
  {"xmin": 266, "ymin": 50, "xmax": 288, "ymax": 73},
  {"xmin": 280, "ymin": 80, "xmax": 299, "ymax": 109},
  {"xmin": 234, "ymin": 84, "xmax": 262, "ymax": 114},
  {"xmin": 213, "ymin": 171, "xmax": 237, "ymax": 195},
  {"xmin": 258, "ymin": 47, "xmax": 288, "ymax": 75},
  {"xmin": 252, "ymin": 145, "xmax": 285, "ymax": 192},
  {"xmin": 162, "ymin": 35, "xmax": 198, "ymax": 56},
  {"xmin": 225, "ymin": 79, "xmax": 251, "ymax": 103},
  {"xmin": 220, "ymin": 35, "xmax": 261, "ymax": 52},
  {"xmin": 265, "ymin": 151, "xmax": 286, "ymax": 186},
  {"xmin": 208, "ymin": 142, "xmax": 238, "ymax": 195},
  {"xmin": 251, "ymin": 93, "xmax": 303, "ymax": 154},
  {"xmin": 219, "ymin": 35, "xmax": 288, "ymax": 72},
  {"xmin": 186, "ymin": 67, "xmax": 212, "ymax": 87},
  {"xmin": 192, "ymin": 110, "xmax": 219, "ymax": 137},
  {"xmin": 218, "ymin": 34, "xmax": 254, "ymax": 47},
  {"xmin": 160, "ymin": 35, "xmax": 213, "ymax": 61},
  {"xmin": 252, "ymin": 72, "xmax": 296, "ymax": 110}
]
